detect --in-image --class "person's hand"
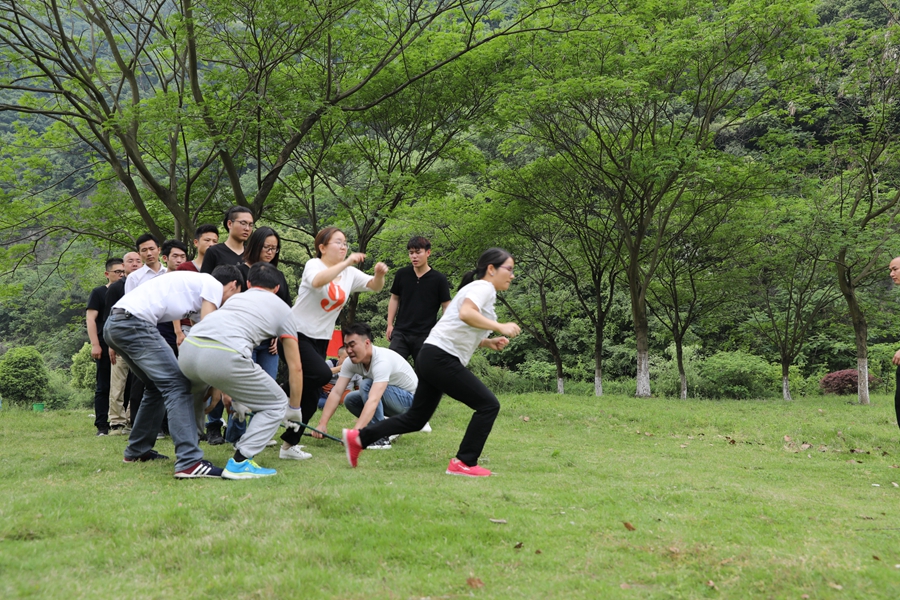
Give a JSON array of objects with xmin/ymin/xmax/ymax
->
[
  {"xmin": 285, "ymin": 406, "xmax": 303, "ymax": 423},
  {"xmin": 496, "ymin": 322, "xmax": 521, "ymax": 338},
  {"xmin": 346, "ymin": 252, "xmax": 366, "ymax": 265},
  {"xmin": 893, "ymin": 349, "xmax": 900, "ymax": 366},
  {"xmin": 231, "ymin": 401, "xmax": 252, "ymax": 422},
  {"xmin": 269, "ymin": 338, "xmax": 278, "ymax": 355},
  {"xmin": 221, "ymin": 393, "xmax": 233, "ymax": 410},
  {"xmin": 386, "ymin": 324, "xmax": 393, "ymax": 340},
  {"xmin": 311, "ymin": 421, "xmax": 327, "ymax": 439},
  {"xmin": 176, "ymin": 331, "xmax": 185, "ymax": 347},
  {"xmin": 109, "ymin": 348, "xmax": 117, "ymax": 365},
  {"xmin": 483, "ymin": 337, "xmax": 510, "ymax": 351},
  {"xmin": 373, "ymin": 262, "xmax": 389, "ymax": 276},
  {"xmin": 91, "ymin": 344, "xmax": 102, "ymax": 360},
  {"xmin": 281, "ymin": 419, "xmax": 301, "ymax": 432}
]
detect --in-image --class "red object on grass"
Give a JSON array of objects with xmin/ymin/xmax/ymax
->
[{"xmin": 326, "ymin": 329, "xmax": 343, "ymax": 358}]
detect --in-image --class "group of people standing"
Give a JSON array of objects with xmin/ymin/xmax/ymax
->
[{"xmin": 86, "ymin": 205, "xmax": 521, "ymax": 480}]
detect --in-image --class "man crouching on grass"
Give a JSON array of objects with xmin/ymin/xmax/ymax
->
[
  {"xmin": 178, "ymin": 262, "xmax": 305, "ymax": 479},
  {"xmin": 104, "ymin": 266, "xmax": 242, "ymax": 479},
  {"xmin": 889, "ymin": 257, "xmax": 900, "ymax": 435}
]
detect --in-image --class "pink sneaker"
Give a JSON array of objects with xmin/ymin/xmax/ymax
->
[
  {"xmin": 342, "ymin": 429, "xmax": 362, "ymax": 468},
  {"xmin": 446, "ymin": 458, "xmax": 491, "ymax": 477}
]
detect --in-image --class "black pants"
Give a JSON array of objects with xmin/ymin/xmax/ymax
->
[
  {"xmin": 359, "ymin": 344, "xmax": 500, "ymax": 466},
  {"xmin": 388, "ymin": 331, "xmax": 427, "ymax": 367},
  {"xmin": 895, "ymin": 366, "xmax": 900, "ymax": 433},
  {"xmin": 281, "ymin": 334, "xmax": 333, "ymax": 445},
  {"xmin": 93, "ymin": 347, "xmax": 111, "ymax": 431}
]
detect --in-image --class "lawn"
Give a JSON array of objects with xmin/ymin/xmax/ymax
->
[{"xmin": 2, "ymin": 393, "xmax": 900, "ymax": 599}]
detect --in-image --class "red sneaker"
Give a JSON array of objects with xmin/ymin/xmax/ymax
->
[
  {"xmin": 446, "ymin": 458, "xmax": 491, "ymax": 477},
  {"xmin": 342, "ymin": 429, "xmax": 362, "ymax": 468}
]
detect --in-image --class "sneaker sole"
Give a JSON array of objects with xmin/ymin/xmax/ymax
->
[
  {"xmin": 222, "ymin": 470, "xmax": 276, "ymax": 480},
  {"xmin": 278, "ymin": 451, "xmax": 312, "ymax": 461},
  {"xmin": 367, "ymin": 445, "xmax": 391, "ymax": 450},
  {"xmin": 445, "ymin": 470, "xmax": 491, "ymax": 477},
  {"xmin": 174, "ymin": 472, "xmax": 222, "ymax": 479}
]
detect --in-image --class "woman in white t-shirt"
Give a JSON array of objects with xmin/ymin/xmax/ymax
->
[
  {"xmin": 343, "ymin": 248, "xmax": 520, "ymax": 477},
  {"xmin": 279, "ymin": 227, "xmax": 388, "ymax": 460}
]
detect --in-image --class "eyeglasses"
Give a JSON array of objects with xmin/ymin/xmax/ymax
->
[
  {"xmin": 232, "ymin": 220, "xmax": 254, "ymax": 229},
  {"xmin": 329, "ymin": 241, "xmax": 348, "ymax": 248},
  {"xmin": 262, "ymin": 245, "xmax": 279, "ymax": 253},
  {"xmin": 110, "ymin": 270, "xmax": 126, "ymax": 275},
  {"xmin": 498, "ymin": 265, "xmax": 514, "ymax": 274}
]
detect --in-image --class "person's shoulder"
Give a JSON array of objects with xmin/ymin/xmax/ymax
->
[{"xmin": 89, "ymin": 284, "xmax": 107, "ymax": 295}]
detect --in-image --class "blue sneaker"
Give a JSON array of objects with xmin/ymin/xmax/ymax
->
[{"xmin": 222, "ymin": 458, "xmax": 277, "ymax": 480}]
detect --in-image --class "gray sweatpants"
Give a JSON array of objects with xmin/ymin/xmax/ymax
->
[{"xmin": 178, "ymin": 337, "xmax": 287, "ymax": 460}]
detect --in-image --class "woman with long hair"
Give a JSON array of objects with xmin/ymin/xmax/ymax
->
[
  {"xmin": 343, "ymin": 247, "xmax": 520, "ymax": 477},
  {"xmin": 279, "ymin": 227, "xmax": 388, "ymax": 460}
]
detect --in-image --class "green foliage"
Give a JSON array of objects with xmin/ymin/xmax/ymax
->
[
  {"xmin": 0, "ymin": 346, "xmax": 49, "ymax": 407},
  {"xmin": 69, "ymin": 343, "xmax": 96, "ymax": 391},
  {"xmin": 697, "ymin": 350, "xmax": 776, "ymax": 399},
  {"xmin": 650, "ymin": 345, "xmax": 705, "ymax": 398},
  {"xmin": 44, "ymin": 369, "xmax": 92, "ymax": 411}
]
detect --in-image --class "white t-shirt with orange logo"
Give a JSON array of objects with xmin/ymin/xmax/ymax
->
[{"xmin": 292, "ymin": 258, "xmax": 374, "ymax": 340}]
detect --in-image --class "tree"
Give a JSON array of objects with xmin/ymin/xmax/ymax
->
[{"xmin": 498, "ymin": 0, "xmax": 816, "ymax": 395}]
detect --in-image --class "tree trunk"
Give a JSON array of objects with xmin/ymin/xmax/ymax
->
[
  {"xmin": 634, "ymin": 308, "xmax": 651, "ymax": 397},
  {"xmin": 857, "ymin": 357, "xmax": 869, "ymax": 405},
  {"xmin": 554, "ymin": 355, "xmax": 565, "ymax": 395},
  {"xmin": 782, "ymin": 362, "xmax": 792, "ymax": 401},
  {"xmin": 836, "ymin": 257, "xmax": 870, "ymax": 405},
  {"xmin": 594, "ymin": 318, "xmax": 604, "ymax": 396},
  {"xmin": 675, "ymin": 337, "xmax": 687, "ymax": 400}
]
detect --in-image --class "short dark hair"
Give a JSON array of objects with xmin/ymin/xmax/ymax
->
[
  {"xmin": 194, "ymin": 224, "xmax": 219, "ymax": 239},
  {"xmin": 407, "ymin": 236, "xmax": 431, "ymax": 251},
  {"xmin": 105, "ymin": 258, "xmax": 123, "ymax": 271},
  {"xmin": 247, "ymin": 262, "xmax": 280, "ymax": 290},
  {"xmin": 223, "ymin": 206, "xmax": 252, "ymax": 231},
  {"xmin": 135, "ymin": 233, "xmax": 160, "ymax": 251},
  {"xmin": 211, "ymin": 264, "xmax": 244, "ymax": 289},
  {"xmin": 459, "ymin": 247, "xmax": 513, "ymax": 290},
  {"xmin": 342, "ymin": 322, "xmax": 374, "ymax": 342},
  {"xmin": 161, "ymin": 239, "xmax": 188, "ymax": 258},
  {"xmin": 244, "ymin": 226, "xmax": 281, "ymax": 267}
]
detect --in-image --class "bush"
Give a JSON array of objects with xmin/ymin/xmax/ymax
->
[
  {"xmin": 70, "ymin": 342, "xmax": 97, "ymax": 390},
  {"xmin": 819, "ymin": 369, "xmax": 881, "ymax": 396},
  {"xmin": 0, "ymin": 346, "xmax": 50, "ymax": 407},
  {"xmin": 696, "ymin": 350, "xmax": 775, "ymax": 399},
  {"xmin": 650, "ymin": 344, "xmax": 704, "ymax": 398}
]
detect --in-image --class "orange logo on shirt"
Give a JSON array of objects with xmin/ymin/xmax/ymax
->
[{"xmin": 320, "ymin": 281, "xmax": 346, "ymax": 312}]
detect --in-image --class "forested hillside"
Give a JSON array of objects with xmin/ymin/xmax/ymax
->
[{"xmin": 1, "ymin": 0, "xmax": 899, "ymax": 401}]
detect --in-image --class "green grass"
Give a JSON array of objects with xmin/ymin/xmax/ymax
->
[{"xmin": 2, "ymin": 394, "xmax": 900, "ymax": 599}]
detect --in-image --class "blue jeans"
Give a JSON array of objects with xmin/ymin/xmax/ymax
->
[
  {"xmin": 343, "ymin": 379, "xmax": 415, "ymax": 425},
  {"xmin": 104, "ymin": 314, "xmax": 203, "ymax": 471}
]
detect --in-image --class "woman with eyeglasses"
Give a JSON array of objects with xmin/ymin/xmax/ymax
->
[
  {"xmin": 279, "ymin": 227, "xmax": 388, "ymax": 461},
  {"xmin": 343, "ymin": 247, "xmax": 520, "ymax": 477}
]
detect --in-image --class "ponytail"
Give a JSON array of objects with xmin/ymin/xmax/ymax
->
[{"xmin": 457, "ymin": 247, "xmax": 512, "ymax": 291}]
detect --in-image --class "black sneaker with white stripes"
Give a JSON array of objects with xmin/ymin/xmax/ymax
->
[{"xmin": 174, "ymin": 459, "xmax": 223, "ymax": 479}]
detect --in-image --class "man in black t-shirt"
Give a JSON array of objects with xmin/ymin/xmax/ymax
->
[
  {"xmin": 104, "ymin": 252, "xmax": 143, "ymax": 432},
  {"xmin": 386, "ymin": 236, "xmax": 452, "ymax": 366},
  {"xmin": 201, "ymin": 206, "xmax": 252, "ymax": 275},
  {"xmin": 86, "ymin": 258, "xmax": 126, "ymax": 436},
  {"xmin": 201, "ymin": 206, "xmax": 253, "ymax": 444}
]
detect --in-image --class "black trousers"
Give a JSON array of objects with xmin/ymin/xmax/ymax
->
[
  {"xmin": 895, "ymin": 366, "xmax": 900, "ymax": 433},
  {"xmin": 281, "ymin": 334, "xmax": 333, "ymax": 445},
  {"xmin": 388, "ymin": 331, "xmax": 427, "ymax": 367},
  {"xmin": 92, "ymin": 347, "xmax": 111, "ymax": 431},
  {"xmin": 359, "ymin": 344, "xmax": 500, "ymax": 466}
]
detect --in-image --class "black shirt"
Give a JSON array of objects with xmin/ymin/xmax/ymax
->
[
  {"xmin": 238, "ymin": 263, "xmax": 293, "ymax": 307},
  {"xmin": 201, "ymin": 243, "xmax": 244, "ymax": 274},
  {"xmin": 87, "ymin": 284, "xmax": 110, "ymax": 348},
  {"xmin": 389, "ymin": 266, "xmax": 452, "ymax": 337},
  {"xmin": 102, "ymin": 278, "xmax": 127, "ymax": 324}
]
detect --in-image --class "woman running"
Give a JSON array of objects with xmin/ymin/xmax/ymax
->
[
  {"xmin": 343, "ymin": 247, "xmax": 520, "ymax": 477},
  {"xmin": 279, "ymin": 227, "xmax": 388, "ymax": 460}
]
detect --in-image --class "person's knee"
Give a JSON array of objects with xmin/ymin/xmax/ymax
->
[
  {"xmin": 479, "ymin": 395, "xmax": 500, "ymax": 417},
  {"xmin": 343, "ymin": 393, "xmax": 364, "ymax": 417}
]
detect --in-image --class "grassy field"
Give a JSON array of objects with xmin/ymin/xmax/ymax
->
[{"xmin": 2, "ymin": 393, "xmax": 900, "ymax": 599}]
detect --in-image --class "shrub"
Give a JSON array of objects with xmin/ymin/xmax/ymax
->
[
  {"xmin": 696, "ymin": 350, "xmax": 775, "ymax": 399},
  {"xmin": 70, "ymin": 342, "xmax": 97, "ymax": 390},
  {"xmin": 650, "ymin": 344, "xmax": 704, "ymax": 398},
  {"xmin": 819, "ymin": 369, "xmax": 881, "ymax": 396},
  {"xmin": 0, "ymin": 346, "xmax": 50, "ymax": 407}
]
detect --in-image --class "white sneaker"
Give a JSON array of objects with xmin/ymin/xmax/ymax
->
[
  {"xmin": 388, "ymin": 434, "xmax": 400, "ymax": 442},
  {"xmin": 368, "ymin": 437, "xmax": 392, "ymax": 450},
  {"xmin": 420, "ymin": 421, "xmax": 432, "ymax": 433},
  {"xmin": 265, "ymin": 439, "xmax": 277, "ymax": 447},
  {"xmin": 279, "ymin": 445, "xmax": 312, "ymax": 460}
]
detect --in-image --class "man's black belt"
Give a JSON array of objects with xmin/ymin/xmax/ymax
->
[{"xmin": 111, "ymin": 308, "xmax": 131, "ymax": 316}]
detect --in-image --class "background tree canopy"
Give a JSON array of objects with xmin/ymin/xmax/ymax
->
[{"xmin": 2, "ymin": 0, "xmax": 900, "ymax": 403}]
